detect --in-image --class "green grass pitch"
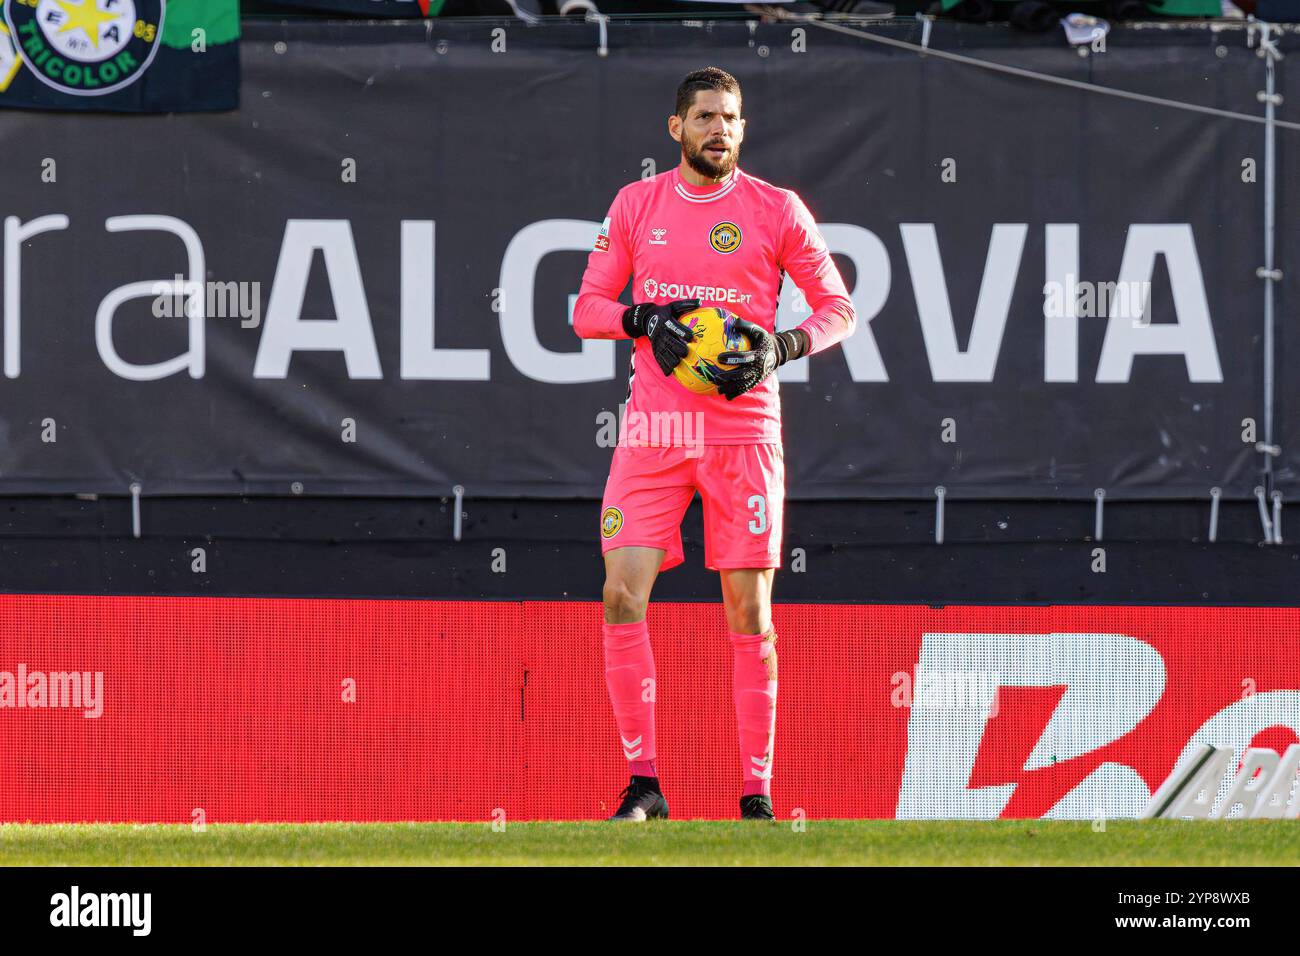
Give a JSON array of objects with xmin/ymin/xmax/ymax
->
[{"xmin": 1, "ymin": 820, "xmax": 1298, "ymax": 866}]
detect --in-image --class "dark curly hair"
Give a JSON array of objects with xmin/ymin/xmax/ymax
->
[{"xmin": 675, "ymin": 67, "xmax": 742, "ymax": 121}]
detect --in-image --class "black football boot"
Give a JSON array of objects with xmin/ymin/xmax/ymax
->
[
  {"xmin": 740, "ymin": 794, "xmax": 776, "ymax": 821},
  {"xmin": 609, "ymin": 776, "xmax": 669, "ymax": 821}
]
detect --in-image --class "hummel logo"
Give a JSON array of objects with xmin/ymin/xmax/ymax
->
[
  {"xmin": 749, "ymin": 754, "xmax": 773, "ymax": 780},
  {"xmin": 622, "ymin": 734, "xmax": 643, "ymax": 760},
  {"xmin": 649, "ymin": 228, "xmax": 668, "ymax": 245}
]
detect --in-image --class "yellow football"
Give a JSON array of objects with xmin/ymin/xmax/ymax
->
[{"xmin": 672, "ymin": 307, "xmax": 752, "ymax": 396}]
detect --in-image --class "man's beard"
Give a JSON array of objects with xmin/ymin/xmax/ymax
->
[{"xmin": 683, "ymin": 133, "xmax": 739, "ymax": 180}]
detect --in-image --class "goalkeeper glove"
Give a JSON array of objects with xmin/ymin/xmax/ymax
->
[
  {"xmin": 714, "ymin": 320, "xmax": 809, "ymax": 401},
  {"xmin": 622, "ymin": 298, "xmax": 699, "ymax": 376}
]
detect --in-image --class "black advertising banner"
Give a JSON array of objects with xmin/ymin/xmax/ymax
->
[
  {"xmin": 0, "ymin": 0, "xmax": 238, "ymax": 112},
  {"xmin": 0, "ymin": 19, "xmax": 1289, "ymax": 498}
]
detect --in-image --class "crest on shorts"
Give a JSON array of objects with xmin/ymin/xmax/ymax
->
[{"xmin": 601, "ymin": 506, "xmax": 623, "ymax": 539}]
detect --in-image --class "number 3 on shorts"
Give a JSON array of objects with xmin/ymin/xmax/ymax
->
[{"xmin": 747, "ymin": 494, "xmax": 767, "ymax": 535}]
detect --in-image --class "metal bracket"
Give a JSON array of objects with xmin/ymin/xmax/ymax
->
[
  {"xmin": 1249, "ymin": 19, "xmax": 1283, "ymax": 60},
  {"xmin": 915, "ymin": 13, "xmax": 933, "ymax": 51},
  {"xmin": 1094, "ymin": 488, "xmax": 1105, "ymax": 542},
  {"xmin": 934, "ymin": 486, "xmax": 945, "ymax": 544},
  {"xmin": 1272, "ymin": 491, "xmax": 1283, "ymax": 544},
  {"xmin": 1255, "ymin": 441, "xmax": 1281, "ymax": 457},
  {"xmin": 1255, "ymin": 485, "xmax": 1274, "ymax": 543},
  {"xmin": 585, "ymin": 10, "xmax": 608, "ymax": 58},
  {"xmin": 1256, "ymin": 267, "xmax": 1283, "ymax": 281},
  {"xmin": 130, "ymin": 482, "xmax": 142, "ymax": 539},
  {"xmin": 1208, "ymin": 487, "xmax": 1221, "ymax": 543},
  {"xmin": 452, "ymin": 484, "xmax": 465, "ymax": 542}
]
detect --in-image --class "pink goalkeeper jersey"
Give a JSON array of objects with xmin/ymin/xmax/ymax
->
[{"xmin": 574, "ymin": 166, "xmax": 856, "ymax": 446}]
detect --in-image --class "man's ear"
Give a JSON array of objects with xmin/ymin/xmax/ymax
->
[
  {"xmin": 668, "ymin": 115, "xmax": 682, "ymax": 143},
  {"xmin": 736, "ymin": 117, "xmax": 746, "ymax": 146}
]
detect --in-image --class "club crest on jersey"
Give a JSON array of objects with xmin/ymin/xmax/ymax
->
[
  {"xmin": 709, "ymin": 221, "xmax": 742, "ymax": 255},
  {"xmin": 594, "ymin": 216, "xmax": 611, "ymax": 253},
  {"xmin": 5, "ymin": 0, "xmax": 165, "ymax": 96},
  {"xmin": 601, "ymin": 506, "xmax": 624, "ymax": 539}
]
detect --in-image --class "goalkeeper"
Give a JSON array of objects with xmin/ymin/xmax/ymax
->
[{"xmin": 573, "ymin": 66, "xmax": 857, "ymax": 821}]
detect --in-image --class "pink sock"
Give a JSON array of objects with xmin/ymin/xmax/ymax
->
[
  {"xmin": 604, "ymin": 620, "xmax": 657, "ymax": 777},
  {"xmin": 731, "ymin": 629, "xmax": 777, "ymax": 798}
]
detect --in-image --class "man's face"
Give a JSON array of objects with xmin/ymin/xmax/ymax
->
[{"xmin": 673, "ymin": 89, "xmax": 745, "ymax": 180}]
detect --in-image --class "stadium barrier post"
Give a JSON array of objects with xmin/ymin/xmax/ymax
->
[
  {"xmin": 453, "ymin": 484, "xmax": 465, "ymax": 542},
  {"xmin": 130, "ymin": 482, "xmax": 142, "ymax": 539},
  {"xmin": 1253, "ymin": 485, "xmax": 1274, "ymax": 543},
  {"xmin": 1254, "ymin": 21, "xmax": 1283, "ymax": 499},
  {"xmin": 934, "ymin": 485, "xmax": 945, "ymax": 544}
]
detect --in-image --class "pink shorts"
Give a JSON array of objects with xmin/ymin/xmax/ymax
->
[{"xmin": 599, "ymin": 442, "xmax": 785, "ymax": 572}]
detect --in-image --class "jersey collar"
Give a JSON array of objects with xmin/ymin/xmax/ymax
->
[{"xmin": 673, "ymin": 166, "xmax": 741, "ymax": 204}]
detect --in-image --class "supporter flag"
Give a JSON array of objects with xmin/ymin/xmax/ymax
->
[{"xmin": 0, "ymin": 0, "xmax": 238, "ymax": 112}]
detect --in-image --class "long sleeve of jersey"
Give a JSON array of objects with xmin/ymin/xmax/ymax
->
[
  {"xmin": 574, "ymin": 189, "xmax": 633, "ymax": 340},
  {"xmin": 779, "ymin": 192, "xmax": 856, "ymax": 357}
]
